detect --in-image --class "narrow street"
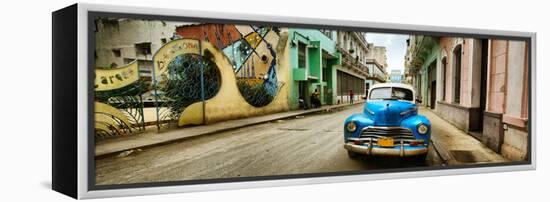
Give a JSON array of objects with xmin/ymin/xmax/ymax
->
[
  {"xmin": 89, "ymin": 21, "xmax": 529, "ymax": 187},
  {"xmin": 95, "ymin": 103, "xmax": 505, "ymax": 185}
]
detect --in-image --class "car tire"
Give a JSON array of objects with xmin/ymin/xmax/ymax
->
[
  {"xmin": 347, "ymin": 150, "xmax": 359, "ymax": 159},
  {"xmin": 413, "ymin": 153, "xmax": 428, "ymax": 162}
]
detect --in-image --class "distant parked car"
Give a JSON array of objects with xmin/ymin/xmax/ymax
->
[{"xmin": 343, "ymin": 83, "xmax": 431, "ymax": 160}]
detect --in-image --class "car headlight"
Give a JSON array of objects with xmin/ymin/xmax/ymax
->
[
  {"xmin": 346, "ymin": 121, "xmax": 357, "ymax": 132},
  {"xmin": 417, "ymin": 124, "xmax": 429, "ymax": 135}
]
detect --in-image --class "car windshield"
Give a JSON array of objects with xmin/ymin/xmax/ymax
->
[{"xmin": 369, "ymin": 87, "xmax": 413, "ymax": 101}]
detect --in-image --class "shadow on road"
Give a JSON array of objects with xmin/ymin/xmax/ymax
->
[{"xmin": 351, "ymin": 156, "xmax": 429, "ymax": 169}]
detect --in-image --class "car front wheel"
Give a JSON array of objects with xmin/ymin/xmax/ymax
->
[{"xmin": 413, "ymin": 153, "xmax": 428, "ymax": 162}]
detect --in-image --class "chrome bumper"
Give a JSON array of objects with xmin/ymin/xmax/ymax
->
[{"xmin": 344, "ymin": 143, "xmax": 428, "ymax": 157}]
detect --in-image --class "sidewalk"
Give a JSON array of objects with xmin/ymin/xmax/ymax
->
[
  {"xmin": 420, "ymin": 107, "xmax": 509, "ymax": 165},
  {"xmin": 95, "ymin": 101, "xmax": 365, "ymax": 158}
]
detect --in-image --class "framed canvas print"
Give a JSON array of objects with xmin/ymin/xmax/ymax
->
[{"xmin": 52, "ymin": 3, "xmax": 536, "ymax": 199}]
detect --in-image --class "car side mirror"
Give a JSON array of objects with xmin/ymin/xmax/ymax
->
[{"xmin": 416, "ymin": 98, "xmax": 422, "ymax": 103}]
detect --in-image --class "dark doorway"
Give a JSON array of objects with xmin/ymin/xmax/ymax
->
[
  {"xmin": 478, "ymin": 39, "xmax": 489, "ymax": 131},
  {"xmin": 428, "ymin": 61, "xmax": 437, "ymax": 109},
  {"xmin": 298, "ymin": 81, "xmax": 309, "ymax": 109},
  {"xmin": 441, "ymin": 57, "xmax": 447, "ymax": 101},
  {"xmin": 365, "ymin": 83, "xmax": 370, "ymax": 97},
  {"xmin": 469, "ymin": 39, "xmax": 488, "ymax": 136},
  {"xmin": 430, "ymin": 80, "xmax": 437, "ymax": 109},
  {"xmin": 323, "ymin": 85, "xmax": 329, "ymax": 105},
  {"xmin": 453, "ymin": 45, "xmax": 462, "ymax": 104}
]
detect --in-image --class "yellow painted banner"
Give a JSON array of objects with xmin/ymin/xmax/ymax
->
[
  {"xmin": 95, "ymin": 61, "xmax": 139, "ymax": 91},
  {"xmin": 153, "ymin": 39, "xmax": 201, "ymax": 82}
]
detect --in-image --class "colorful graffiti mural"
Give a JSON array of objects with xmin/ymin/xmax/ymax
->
[
  {"xmin": 94, "ymin": 22, "xmax": 290, "ymax": 136},
  {"xmin": 177, "ymin": 24, "xmax": 283, "ymax": 107},
  {"xmin": 156, "ymin": 52, "xmax": 221, "ymax": 126}
]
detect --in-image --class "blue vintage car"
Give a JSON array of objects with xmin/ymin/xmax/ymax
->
[{"xmin": 343, "ymin": 83, "xmax": 431, "ymax": 160}]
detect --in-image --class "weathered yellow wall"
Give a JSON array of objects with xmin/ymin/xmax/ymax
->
[{"xmin": 179, "ymin": 31, "xmax": 291, "ymax": 126}]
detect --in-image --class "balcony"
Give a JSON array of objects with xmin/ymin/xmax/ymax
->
[
  {"xmin": 365, "ymin": 73, "xmax": 387, "ymax": 83},
  {"xmin": 337, "ymin": 46, "xmax": 369, "ymax": 76},
  {"xmin": 293, "ymin": 68, "xmax": 307, "ymax": 81},
  {"xmin": 405, "ymin": 36, "xmax": 439, "ymax": 73}
]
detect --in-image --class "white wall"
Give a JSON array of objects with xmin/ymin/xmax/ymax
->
[
  {"xmin": 95, "ymin": 20, "xmax": 182, "ymax": 67},
  {"xmin": 366, "ymin": 63, "xmax": 385, "ymax": 81}
]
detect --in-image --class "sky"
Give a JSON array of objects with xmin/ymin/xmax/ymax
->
[{"xmin": 365, "ymin": 33, "xmax": 409, "ymax": 73}]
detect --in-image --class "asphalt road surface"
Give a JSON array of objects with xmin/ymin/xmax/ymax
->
[{"xmin": 95, "ymin": 104, "xmax": 443, "ymax": 185}]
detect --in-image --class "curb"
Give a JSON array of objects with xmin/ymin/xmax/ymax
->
[
  {"xmin": 95, "ymin": 102, "xmax": 364, "ymax": 159},
  {"xmin": 430, "ymin": 139, "xmax": 453, "ymax": 165}
]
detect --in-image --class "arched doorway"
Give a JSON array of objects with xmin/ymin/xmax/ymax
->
[
  {"xmin": 453, "ymin": 44, "xmax": 462, "ymax": 104},
  {"xmin": 428, "ymin": 61, "xmax": 437, "ymax": 109},
  {"xmin": 441, "ymin": 56, "xmax": 447, "ymax": 102}
]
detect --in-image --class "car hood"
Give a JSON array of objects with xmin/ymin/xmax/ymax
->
[{"xmin": 364, "ymin": 100, "xmax": 416, "ymax": 126}]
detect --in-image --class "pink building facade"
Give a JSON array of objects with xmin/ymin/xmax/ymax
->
[
  {"xmin": 436, "ymin": 38, "xmax": 484, "ymax": 133},
  {"xmin": 484, "ymin": 40, "xmax": 529, "ymax": 161},
  {"xmin": 434, "ymin": 37, "xmax": 529, "ymax": 161}
]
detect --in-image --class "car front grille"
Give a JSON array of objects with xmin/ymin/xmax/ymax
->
[
  {"xmin": 360, "ymin": 127, "xmax": 414, "ymax": 139},
  {"xmin": 350, "ymin": 126, "xmax": 419, "ymax": 146}
]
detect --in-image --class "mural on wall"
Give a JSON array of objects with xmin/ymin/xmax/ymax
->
[
  {"xmin": 162, "ymin": 54, "xmax": 221, "ymax": 117},
  {"xmin": 176, "ymin": 24, "xmax": 283, "ymax": 107},
  {"xmin": 94, "ymin": 22, "xmax": 289, "ymax": 134},
  {"xmin": 150, "ymin": 38, "xmax": 218, "ymax": 129}
]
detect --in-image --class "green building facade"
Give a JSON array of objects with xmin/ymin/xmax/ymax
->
[
  {"xmin": 288, "ymin": 29, "xmax": 341, "ymax": 110},
  {"xmin": 409, "ymin": 36, "xmax": 440, "ymax": 108}
]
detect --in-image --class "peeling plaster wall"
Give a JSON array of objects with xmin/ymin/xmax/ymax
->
[
  {"xmin": 438, "ymin": 37, "xmax": 475, "ymax": 107},
  {"xmin": 487, "ymin": 40, "xmax": 508, "ymax": 114},
  {"xmin": 95, "ymin": 19, "xmax": 183, "ymax": 67},
  {"xmin": 483, "ymin": 39, "xmax": 529, "ymax": 160},
  {"xmin": 439, "ymin": 37, "xmax": 454, "ymax": 103},
  {"xmin": 502, "ymin": 126, "xmax": 528, "ymax": 161},
  {"xmin": 435, "ymin": 37, "xmax": 484, "ymax": 132}
]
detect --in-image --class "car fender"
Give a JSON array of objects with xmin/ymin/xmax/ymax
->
[
  {"xmin": 344, "ymin": 113, "xmax": 373, "ymax": 140},
  {"xmin": 400, "ymin": 114, "xmax": 431, "ymax": 140}
]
